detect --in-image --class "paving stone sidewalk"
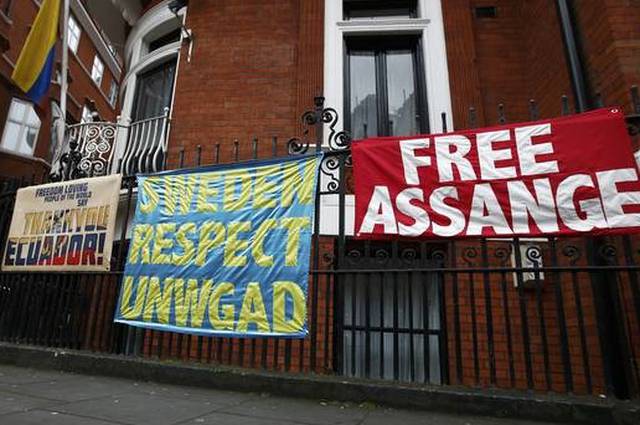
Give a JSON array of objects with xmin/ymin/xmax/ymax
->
[{"xmin": 0, "ymin": 364, "xmax": 568, "ymax": 425}]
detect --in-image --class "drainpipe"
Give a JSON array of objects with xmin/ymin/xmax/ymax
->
[
  {"xmin": 556, "ymin": 0, "xmax": 633, "ymax": 399},
  {"xmin": 556, "ymin": 0, "xmax": 589, "ymax": 112}
]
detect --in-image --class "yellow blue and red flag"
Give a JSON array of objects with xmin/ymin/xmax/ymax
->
[{"xmin": 11, "ymin": 0, "xmax": 60, "ymax": 102}]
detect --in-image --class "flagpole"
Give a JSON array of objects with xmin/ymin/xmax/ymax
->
[{"xmin": 58, "ymin": 0, "xmax": 69, "ymax": 146}]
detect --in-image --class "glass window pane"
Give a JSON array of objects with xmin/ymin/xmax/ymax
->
[
  {"xmin": 386, "ymin": 50, "xmax": 417, "ymax": 137},
  {"xmin": 2, "ymin": 99, "xmax": 40, "ymax": 155},
  {"xmin": 2, "ymin": 122, "xmax": 21, "ymax": 151},
  {"xmin": 149, "ymin": 28, "xmax": 182, "ymax": 52},
  {"xmin": 68, "ymin": 16, "xmax": 81, "ymax": 53},
  {"xmin": 344, "ymin": 0, "xmax": 417, "ymax": 20},
  {"xmin": 91, "ymin": 56, "xmax": 104, "ymax": 85},
  {"xmin": 109, "ymin": 81, "xmax": 118, "ymax": 106},
  {"xmin": 132, "ymin": 60, "xmax": 177, "ymax": 120},
  {"xmin": 22, "ymin": 127, "xmax": 37, "ymax": 154},
  {"xmin": 27, "ymin": 108, "xmax": 41, "ymax": 126},
  {"xmin": 8, "ymin": 99, "xmax": 26, "ymax": 120},
  {"xmin": 349, "ymin": 51, "xmax": 378, "ymax": 139}
]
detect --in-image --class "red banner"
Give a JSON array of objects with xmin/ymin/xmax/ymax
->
[{"xmin": 353, "ymin": 108, "xmax": 640, "ymax": 239}]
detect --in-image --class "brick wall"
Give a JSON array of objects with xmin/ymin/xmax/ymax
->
[
  {"xmin": 66, "ymin": 10, "xmax": 119, "ymax": 123},
  {"xmin": 443, "ymin": 0, "xmax": 574, "ymax": 128},
  {"xmin": 519, "ymin": 0, "xmax": 574, "ymax": 118},
  {"xmin": 167, "ymin": 0, "xmax": 323, "ymax": 168},
  {"xmin": 138, "ymin": 0, "xmax": 637, "ymax": 394},
  {"xmin": 0, "ymin": 1, "xmax": 119, "ymax": 182},
  {"xmin": 573, "ymin": 0, "xmax": 640, "ymax": 110},
  {"xmin": 154, "ymin": 0, "xmax": 327, "ymax": 371}
]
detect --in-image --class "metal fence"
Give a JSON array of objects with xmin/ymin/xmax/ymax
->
[
  {"xmin": 50, "ymin": 110, "xmax": 171, "ymax": 181},
  {"xmin": 0, "ymin": 91, "xmax": 639, "ymax": 401}
]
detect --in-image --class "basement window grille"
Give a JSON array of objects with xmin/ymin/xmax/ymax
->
[{"xmin": 475, "ymin": 6, "xmax": 497, "ymax": 19}]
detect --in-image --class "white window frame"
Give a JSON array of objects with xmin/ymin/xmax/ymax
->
[
  {"xmin": 68, "ymin": 15, "xmax": 81, "ymax": 54},
  {"xmin": 0, "ymin": 98, "xmax": 41, "ymax": 156},
  {"xmin": 81, "ymin": 105, "xmax": 93, "ymax": 123},
  {"xmin": 108, "ymin": 80, "xmax": 118, "ymax": 107},
  {"xmin": 114, "ymin": 1, "xmax": 184, "ymax": 174},
  {"xmin": 91, "ymin": 55, "xmax": 104, "ymax": 86},
  {"xmin": 320, "ymin": 1, "xmax": 453, "ymax": 237},
  {"xmin": 324, "ymin": 0, "xmax": 453, "ymax": 143}
]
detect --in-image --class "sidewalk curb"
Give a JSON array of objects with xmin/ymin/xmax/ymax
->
[{"xmin": 0, "ymin": 343, "xmax": 638, "ymax": 424}]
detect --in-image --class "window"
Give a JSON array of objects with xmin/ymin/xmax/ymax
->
[
  {"xmin": 108, "ymin": 81, "xmax": 119, "ymax": 107},
  {"xmin": 1, "ymin": 98, "xmax": 41, "ymax": 155},
  {"xmin": 91, "ymin": 55, "xmax": 104, "ymax": 86},
  {"xmin": 81, "ymin": 105, "xmax": 93, "ymax": 123},
  {"xmin": 131, "ymin": 60, "xmax": 176, "ymax": 121},
  {"xmin": 148, "ymin": 28, "xmax": 181, "ymax": 53},
  {"xmin": 475, "ymin": 6, "xmax": 497, "ymax": 19},
  {"xmin": 324, "ymin": 1, "xmax": 452, "ymax": 146},
  {"xmin": 68, "ymin": 15, "xmax": 81, "ymax": 53},
  {"xmin": 124, "ymin": 60, "xmax": 176, "ymax": 174},
  {"xmin": 340, "ymin": 240, "xmax": 443, "ymax": 384},
  {"xmin": 345, "ymin": 36, "xmax": 427, "ymax": 139},
  {"xmin": 344, "ymin": 0, "xmax": 418, "ymax": 20},
  {"xmin": 325, "ymin": 1, "xmax": 452, "ymax": 385}
]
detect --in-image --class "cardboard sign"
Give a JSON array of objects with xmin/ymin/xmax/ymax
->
[{"xmin": 3, "ymin": 174, "xmax": 122, "ymax": 271}]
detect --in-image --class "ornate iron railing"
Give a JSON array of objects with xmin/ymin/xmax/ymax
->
[
  {"xmin": 1, "ymin": 90, "xmax": 639, "ymax": 402},
  {"xmin": 50, "ymin": 110, "xmax": 170, "ymax": 181},
  {"xmin": 118, "ymin": 111, "xmax": 171, "ymax": 176}
]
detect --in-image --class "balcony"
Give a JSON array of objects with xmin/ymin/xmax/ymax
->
[{"xmin": 51, "ymin": 110, "xmax": 170, "ymax": 181}]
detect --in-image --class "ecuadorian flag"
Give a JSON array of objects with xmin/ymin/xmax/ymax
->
[{"xmin": 11, "ymin": 0, "xmax": 60, "ymax": 103}]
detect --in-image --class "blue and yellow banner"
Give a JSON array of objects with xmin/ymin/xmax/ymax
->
[
  {"xmin": 114, "ymin": 154, "xmax": 322, "ymax": 338},
  {"xmin": 12, "ymin": 0, "xmax": 60, "ymax": 102}
]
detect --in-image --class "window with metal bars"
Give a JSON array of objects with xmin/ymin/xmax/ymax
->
[{"xmin": 339, "ymin": 241, "xmax": 444, "ymax": 384}]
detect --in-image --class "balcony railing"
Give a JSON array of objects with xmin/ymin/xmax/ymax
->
[{"xmin": 50, "ymin": 110, "xmax": 170, "ymax": 181}]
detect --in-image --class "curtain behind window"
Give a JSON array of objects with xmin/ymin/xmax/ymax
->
[{"xmin": 132, "ymin": 60, "xmax": 176, "ymax": 121}]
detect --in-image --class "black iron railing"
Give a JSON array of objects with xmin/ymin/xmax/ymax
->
[
  {"xmin": 0, "ymin": 90, "xmax": 639, "ymax": 400},
  {"xmin": 50, "ymin": 110, "xmax": 171, "ymax": 181}
]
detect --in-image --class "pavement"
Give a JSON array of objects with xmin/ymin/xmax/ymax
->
[{"xmin": 0, "ymin": 364, "xmax": 568, "ymax": 425}]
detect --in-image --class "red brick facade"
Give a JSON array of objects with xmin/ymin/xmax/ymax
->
[
  {"xmin": 167, "ymin": 0, "xmax": 323, "ymax": 167},
  {"xmin": 130, "ymin": 0, "xmax": 639, "ymax": 395},
  {"xmin": 0, "ymin": 1, "xmax": 119, "ymax": 183},
  {"xmin": 574, "ymin": 0, "xmax": 640, "ymax": 111},
  {"xmin": 1, "ymin": 0, "xmax": 638, "ymax": 397}
]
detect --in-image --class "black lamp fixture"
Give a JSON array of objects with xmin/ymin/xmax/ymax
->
[{"xmin": 167, "ymin": 0, "xmax": 194, "ymax": 62}]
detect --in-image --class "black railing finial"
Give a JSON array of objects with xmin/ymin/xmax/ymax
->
[
  {"xmin": 561, "ymin": 95, "xmax": 570, "ymax": 115},
  {"xmin": 288, "ymin": 97, "xmax": 351, "ymax": 155},
  {"xmin": 468, "ymin": 107, "xmax": 477, "ymax": 129},
  {"xmin": 630, "ymin": 85, "xmax": 640, "ymax": 114},
  {"xmin": 528, "ymin": 99, "xmax": 539, "ymax": 121},
  {"xmin": 497, "ymin": 103, "xmax": 506, "ymax": 124}
]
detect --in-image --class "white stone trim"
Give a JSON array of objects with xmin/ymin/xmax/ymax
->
[
  {"xmin": 112, "ymin": 0, "xmax": 184, "ymax": 173},
  {"xmin": 323, "ymin": 0, "xmax": 453, "ymax": 142},
  {"xmin": 124, "ymin": 0, "xmax": 183, "ymax": 68},
  {"xmin": 321, "ymin": 1, "xmax": 453, "ymax": 236}
]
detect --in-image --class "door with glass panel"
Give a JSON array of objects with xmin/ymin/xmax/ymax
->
[
  {"xmin": 341, "ymin": 36, "xmax": 442, "ymax": 384},
  {"xmin": 122, "ymin": 59, "xmax": 176, "ymax": 175}
]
